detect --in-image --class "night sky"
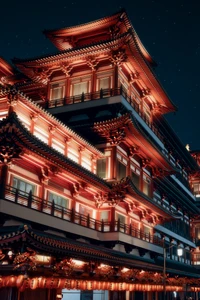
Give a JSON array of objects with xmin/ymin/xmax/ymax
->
[{"xmin": 1, "ymin": 0, "xmax": 200, "ymax": 150}]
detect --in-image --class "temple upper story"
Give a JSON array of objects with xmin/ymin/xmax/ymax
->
[{"xmin": 5, "ymin": 10, "xmax": 175, "ymax": 117}]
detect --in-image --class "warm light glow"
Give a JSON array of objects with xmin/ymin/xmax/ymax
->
[
  {"xmin": 71, "ymin": 259, "xmax": 85, "ymax": 266},
  {"xmin": 177, "ymin": 248, "xmax": 183, "ymax": 257},
  {"xmin": 34, "ymin": 255, "xmax": 51, "ymax": 264},
  {"xmin": 7, "ymin": 251, "xmax": 13, "ymax": 256},
  {"xmin": 0, "ymin": 275, "xmax": 190, "ymax": 291},
  {"xmin": 98, "ymin": 263, "xmax": 109, "ymax": 268},
  {"xmin": 121, "ymin": 267, "xmax": 130, "ymax": 273}
]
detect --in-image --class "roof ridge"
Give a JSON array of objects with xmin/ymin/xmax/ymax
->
[{"xmin": 43, "ymin": 9, "xmax": 126, "ymax": 35}]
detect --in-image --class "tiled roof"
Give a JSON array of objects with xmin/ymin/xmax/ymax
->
[
  {"xmin": 0, "ymin": 225, "xmax": 160, "ymax": 269},
  {"xmin": 0, "ymin": 112, "xmax": 111, "ymax": 190},
  {"xmin": 0, "ymin": 225, "xmax": 200, "ymax": 278},
  {"xmin": 0, "ymin": 87, "xmax": 104, "ymax": 157}
]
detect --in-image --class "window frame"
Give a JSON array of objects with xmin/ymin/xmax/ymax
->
[
  {"xmin": 48, "ymin": 191, "xmax": 69, "ymax": 209},
  {"xmin": 50, "ymin": 81, "xmax": 66, "ymax": 100},
  {"xmin": 12, "ymin": 176, "xmax": 36, "ymax": 196}
]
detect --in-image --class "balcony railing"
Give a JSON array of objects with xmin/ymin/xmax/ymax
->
[
  {"xmin": 2, "ymin": 185, "xmax": 163, "ymax": 247},
  {"xmin": 42, "ymin": 87, "xmax": 164, "ymax": 143}
]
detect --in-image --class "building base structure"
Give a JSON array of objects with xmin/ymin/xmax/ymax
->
[{"xmin": 0, "ymin": 287, "xmax": 199, "ymax": 300}]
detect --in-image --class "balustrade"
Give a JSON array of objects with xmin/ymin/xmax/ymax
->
[
  {"xmin": 2, "ymin": 185, "xmax": 163, "ymax": 247},
  {"xmin": 44, "ymin": 87, "xmax": 164, "ymax": 143}
]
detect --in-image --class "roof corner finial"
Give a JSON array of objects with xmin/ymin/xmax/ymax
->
[{"xmin": 186, "ymin": 144, "xmax": 190, "ymax": 151}]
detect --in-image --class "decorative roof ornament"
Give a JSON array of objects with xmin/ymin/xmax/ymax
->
[
  {"xmin": 186, "ymin": 144, "xmax": 190, "ymax": 151},
  {"xmin": 0, "ymin": 76, "xmax": 9, "ymax": 86},
  {"xmin": 142, "ymin": 158, "xmax": 151, "ymax": 169},
  {"xmin": 32, "ymin": 68, "xmax": 53, "ymax": 84},
  {"xmin": 53, "ymin": 258, "xmax": 74, "ymax": 276},
  {"xmin": 40, "ymin": 166, "xmax": 50, "ymax": 184},
  {"xmin": 7, "ymin": 88, "xmax": 19, "ymax": 110},
  {"xmin": 0, "ymin": 139, "xmax": 23, "ymax": 164},
  {"xmin": 128, "ymin": 146, "xmax": 140, "ymax": 157},
  {"xmin": 129, "ymin": 71, "xmax": 140, "ymax": 83},
  {"xmin": 141, "ymin": 88, "xmax": 151, "ymax": 98},
  {"xmin": 0, "ymin": 123, "xmax": 23, "ymax": 164},
  {"xmin": 94, "ymin": 192, "xmax": 107, "ymax": 208},
  {"xmin": 109, "ymin": 128, "xmax": 126, "ymax": 145},
  {"xmin": 86, "ymin": 56, "xmax": 99, "ymax": 71},
  {"xmin": 95, "ymin": 179, "xmax": 128, "ymax": 208},
  {"xmin": 109, "ymin": 49, "xmax": 127, "ymax": 66},
  {"xmin": 109, "ymin": 24, "xmax": 121, "ymax": 39},
  {"xmin": 152, "ymin": 167, "xmax": 170, "ymax": 178},
  {"xmin": 60, "ymin": 62, "xmax": 73, "ymax": 77}
]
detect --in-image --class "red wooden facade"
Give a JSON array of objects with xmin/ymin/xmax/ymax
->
[{"xmin": 1, "ymin": 9, "xmax": 200, "ymax": 300}]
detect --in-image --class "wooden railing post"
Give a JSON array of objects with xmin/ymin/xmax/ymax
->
[
  {"xmin": 61, "ymin": 208, "xmax": 64, "ymax": 219},
  {"xmin": 129, "ymin": 224, "xmax": 132, "ymax": 235},
  {"xmin": 51, "ymin": 200, "xmax": 55, "ymax": 216},
  {"xmin": 87, "ymin": 214, "xmax": 90, "ymax": 227},
  {"xmin": 81, "ymin": 92, "xmax": 85, "ymax": 102},
  {"xmin": 40, "ymin": 200, "xmax": 44, "ymax": 212},
  {"xmin": 27, "ymin": 190, "xmax": 32, "ymax": 208},
  {"xmin": 71, "ymin": 208, "xmax": 75, "ymax": 222},
  {"xmin": 15, "ymin": 189, "xmax": 19, "ymax": 203},
  {"xmin": 100, "ymin": 88, "xmax": 103, "ymax": 98},
  {"xmin": 101, "ymin": 220, "xmax": 104, "ymax": 232},
  {"xmin": 117, "ymin": 219, "xmax": 120, "ymax": 231}
]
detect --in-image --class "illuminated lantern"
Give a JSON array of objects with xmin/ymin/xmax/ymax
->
[
  {"xmin": 19, "ymin": 280, "xmax": 27, "ymax": 292},
  {"xmin": 70, "ymin": 279, "xmax": 75, "ymax": 289},
  {"xmin": 16, "ymin": 275, "xmax": 24, "ymax": 288},
  {"xmin": 0, "ymin": 277, "xmax": 3, "ymax": 288},
  {"xmin": 6, "ymin": 275, "xmax": 16, "ymax": 287},
  {"xmin": 30, "ymin": 278, "xmax": 38, "ymax": 289},
  {"xmin": 87, "ymin": 281, "xmax": 92, "ymax": 290},
  {"xmin": 92, "ymin": 281, "xmax": 96, "ymax": 290}
]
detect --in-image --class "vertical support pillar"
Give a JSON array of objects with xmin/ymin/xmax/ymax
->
[
  {"xmin": 65, "ymin": 76, "xmax": 70, "ymax": 104},
  {"xmin": 78, "ymin": 147, "xmax": 84, "ymax": 165},
  {"xmin": 48, "ymin": 126, "xmax": 56, "ymax": 147},
  {"xmin": 30, "ymin": 114, "xmax": 38, "ymax": 134},
  {"xmin": 91, "ymin": 155, "xmax": 96, "ymax": 174},
  {"xmin": 111, "ymin": 146, "xmax": 117, "ymax": 180},
  {"xmin": 64, "ymin": 137, "xmax": 72, "ymax": 157},
  {"xmin": 0, "ymin": 164, "xmax": 8, "ymax": 199},
  {"xmin": 126, "ymin": 291, "xmax": 130, "ymax": 300},
  {"xmin": 113, "ymin": 65, "xmax": 118, "ymax": 92},
  {"xmin": 110, "ymin": 206, "xmax": 116, "ymax": 232},
  {"xmin": 91, "ymin": 70, "xmax": 96, "ymax": 97}
]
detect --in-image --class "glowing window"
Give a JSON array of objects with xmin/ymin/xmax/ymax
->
[
  {"xmin": 13, "ymin": 177, "xmax": 35, "ymax": 196},
  {"xmin": 48, "ymin": 192, "xmax": 69, "ymax": 208},
  {"xmin": 50, "ymin": 82, "xmax": 65, "ymax": 100},
  {"xmin": 73, "ymin": 82, "xmax": 88, "ymax": 95},
  {"xmin": 99, "ymin": 77, "xmax": 109, "ymax": 90}
]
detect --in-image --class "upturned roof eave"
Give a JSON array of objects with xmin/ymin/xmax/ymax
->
[
  {"xmin": 0, "ymin": 113, "xmax": 111, "ymax": 190},
  {"xmin": 0, "ymin": 87, "xmax": 104, "ymax": 158},
  {"xmin": 12, "ymin": 32, "xmax": 130, "ymax": 65},
  {"xmin": 12, "ymin": 31, "xmax": 176, "ymax": 112},
  {"xmin": 43, "ymin": 9, "xmax": 125, "ymax": 37},
  {"xmin": 94, "ymin": 113, "xmax": 177, "ymax": 173}
]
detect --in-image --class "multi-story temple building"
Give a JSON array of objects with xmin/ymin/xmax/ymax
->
[{"xmin": 1, "ymin": 9, "xmax": 200, "ymax": 300}]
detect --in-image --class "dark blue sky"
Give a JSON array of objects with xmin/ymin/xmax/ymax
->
[{"xmin": 1, "ymin": 0, "xmax": 200, "ymax": 150}]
